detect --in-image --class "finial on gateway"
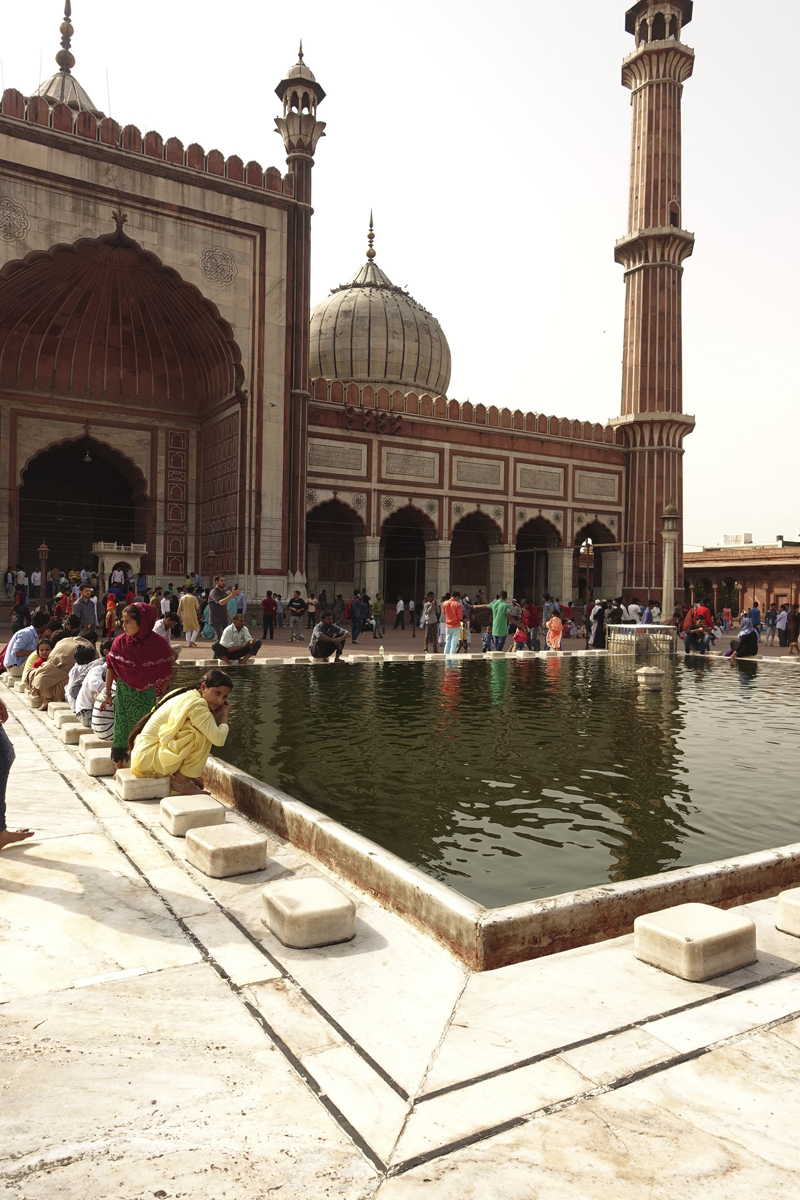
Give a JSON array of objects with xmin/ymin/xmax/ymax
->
[
  {"xmin": 55, "ymin": 1, "xmax": 76, "ymax": 74},
  {"xmin": 366, "ymin": 211, "xmax": 376, "ymax": 261}
]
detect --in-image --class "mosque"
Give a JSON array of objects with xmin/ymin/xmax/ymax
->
[{"xmin": 0, "ymin": 0, "xmax": 695, "ymax": 608}]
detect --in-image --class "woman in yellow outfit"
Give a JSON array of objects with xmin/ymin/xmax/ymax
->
[{"xmin": 128, "ymin": 669, "xmax": 233, "ymax": 795}]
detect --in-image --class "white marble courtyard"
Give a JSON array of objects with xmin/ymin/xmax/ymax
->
[{"xmin": 2, "ymin": 687, "xmax": 800, "ymax": 1198}]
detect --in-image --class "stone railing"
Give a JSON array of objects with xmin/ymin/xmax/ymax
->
[{"xmin": 607, "ymin": 624, "xmax": 678, "ymax": 654}]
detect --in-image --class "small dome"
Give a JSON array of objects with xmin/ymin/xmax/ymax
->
[
  {"xmin": 31, "ymin": 70, "xmax": 102, "ymax": 116},
  {"xmin": 310, "ymin": 247, "xmax": 451, "ymax": 397}
]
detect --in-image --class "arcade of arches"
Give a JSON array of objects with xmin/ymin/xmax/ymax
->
[{"xmin": 304, "ymin": 506, "xmax": 625, "ymax": 606}]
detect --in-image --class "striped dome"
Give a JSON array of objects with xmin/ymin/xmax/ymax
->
[{"xmin": 310, "ymin": 259, "xmax": 451, "ymax": 397}]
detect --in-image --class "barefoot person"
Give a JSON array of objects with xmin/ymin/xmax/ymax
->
[
  {"xmin": 212, "ymin": 614, "xmax": 262, "ymax": 664},
  {"xmin": 309, "ymin": 610, "xmax": 350, "ymax": 661},
  {"xmin": 129, "ymin": 669, "xmax": 233, "ymax": 796},
  {"xmin": 0, "ymin": 695, "xmax": 33, "ymax": 850},
  {"xmin": 103, "ymin": 603, "xmax": 174, "ymax": 769}
]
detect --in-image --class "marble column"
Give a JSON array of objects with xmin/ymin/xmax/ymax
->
[
  {"xmin": 545, "ymin": 547, "xmax": 576, "ymax": 604},
  {"xmin": 354, "ymin": 535, "xmax": 381, "ymax": 598},
  {"xmin": 661, "ymin": 530, "xmax": 678, "ymax": 618},
  {"xmin": 306, "ymin": 544, "xmax": 320, "ymax": 598},
  {"xmin": 489, "ymin": 544, "xmax": 516, "ymax": 598},
  {"xmin": 425, "ymin": 539, "xmax": 451, "ymax": 598}
]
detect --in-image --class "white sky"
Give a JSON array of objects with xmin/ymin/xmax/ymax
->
[{"xmin": 3, "ymin": 1, "xmax": 799, "ymax": 551}]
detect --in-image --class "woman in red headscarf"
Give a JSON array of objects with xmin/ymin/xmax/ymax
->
[{"xmin": 102, "ymin": 602, "xmax": 174, "ymax": 766}]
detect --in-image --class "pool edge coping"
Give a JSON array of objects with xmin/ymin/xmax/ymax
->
[{"xmin": 202, "ymin": 756, "xmax": 800, "ymax": 972}]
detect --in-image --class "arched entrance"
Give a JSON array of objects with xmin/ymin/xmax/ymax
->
[
  {"xmin": 0, "ymin": 219, "xmax": 246, "ymax": 577},
  {"xmin": 18, "ymin": 438, "xmax": 148, "ymax": 573},
  {"xmin": 306, "ymin": 499, "xmax": 365, "ymax": 597},
  {"xmin": 514, "ymin": 517, "xmax": 560, "ymax": 603},
  {"xmin": 451, "ymin": 512, "xmax": 502, "ymax": 598},
  {"xmin": 381, "ymin": 506, "xmax": 435, "ymax": 602}
]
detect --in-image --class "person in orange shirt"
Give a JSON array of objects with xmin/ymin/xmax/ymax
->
[{"xmin": 442, "ymin": 591, "xmax": 464, "ymax": 656}]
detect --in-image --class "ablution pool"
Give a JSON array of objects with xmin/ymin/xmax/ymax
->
[{"xmin": 181, "ymin": 655, "xmax": 800, "ymax": 910}]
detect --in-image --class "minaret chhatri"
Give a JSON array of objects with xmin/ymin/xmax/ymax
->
[
  {"xmin": 614, "ymin": 1, "xmax": 696, "ymax": 602},
  {"xmin": 275, "ymin": 45, "xmax": 326, "ymax": 591}
]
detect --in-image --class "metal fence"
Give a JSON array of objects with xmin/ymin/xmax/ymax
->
[{"xmin": 607, "ymin": 623, "xmax": 678, "ymax": 655}]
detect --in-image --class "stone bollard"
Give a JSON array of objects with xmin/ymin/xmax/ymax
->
[{"xmin": 636, "ymin": 666, "xmax": 664, "ymax": 692}]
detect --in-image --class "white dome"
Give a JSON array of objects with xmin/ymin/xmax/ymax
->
[{"xmin": 310, "ymin": 258, "xmax": 451, "ymax": 397}]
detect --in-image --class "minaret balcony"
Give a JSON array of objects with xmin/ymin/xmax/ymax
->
[
  {"xmin": 622, "ymin": 40, "xmax": 694, "ymax": 89},
  {"xmin": 614, "ymin": 227, "xmax": 694, "ymax": 272}
]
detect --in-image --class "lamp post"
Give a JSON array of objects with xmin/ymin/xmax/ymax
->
[
  {"xmin": 661, "ymin": 506, "xmax": 679, "ymax": 619},
  {"xmin": 38, "ymin": 540, "xmax": 49, "ymax": 603}
]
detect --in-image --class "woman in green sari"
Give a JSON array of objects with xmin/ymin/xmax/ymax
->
[{"xmin": 101, "ymin": 603, "xmax": 174, "ymax": 768}]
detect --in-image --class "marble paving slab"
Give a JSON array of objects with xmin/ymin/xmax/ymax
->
[{"xmin": 0, "ymin": 962, "xmax": 377, "ymax": 1199}]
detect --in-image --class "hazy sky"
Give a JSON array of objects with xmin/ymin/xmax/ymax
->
[{"xmin": 3, "ymin": 1, "xmax": 799, "ymax": 550}]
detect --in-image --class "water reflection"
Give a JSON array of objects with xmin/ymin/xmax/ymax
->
[{"xmin": 190, "ymin": 659, "xmax": 800, "ymax": 908}]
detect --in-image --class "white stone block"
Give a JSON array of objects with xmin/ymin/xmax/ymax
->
[
  {"xmin": 776, "ymin": 888, "xmax": 800, "ymax": 938},
  {"xmin": 160, "ymin": 794, "xmax": 226, "ymax": 837},
  {"xmin": 262, "ymin": 877, "xmax": 356, "ymax": 949},
  {"xmin": 185, "ymin": 823, "xmax": 269, "ymax": 878},
  {"xmin": 634, "ymin": 902, "xmax": 757, "ymax": 982},
  {"xmin": 78, "ymin": 732, "xmax": 111, "ymax": 757},
  {"xmin": 60, "ymin": 720, "xmax": 87, "ymax": 744},
  {"xmin": 25, "ymin": 693, "xmax": 42, "ymax": 709},
  {"xmin": 46, "ymin": 702, "xmax": 71, "ymax": 721},
  {"xmin": 84, "ymin": 747, "xmax": 115, "ymax": 777},
  {"xmin": 53, "ymin": 707, "xmax": 82, "ymax": 729},
  {"xmin": 13, "ymin": 680, "xmax": 26, "ymax": 692},
  {"xmin": 114, "ymin": 769, "xmax": 171, "ymax": 801}
]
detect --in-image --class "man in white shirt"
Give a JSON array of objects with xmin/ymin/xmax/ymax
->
[
  {"xmin": 393, "ymin": 595, "xmax": 405, "ymax": 630},
  {"xmin": 627, "ymin": 597, "xmax": 642, "ymax": 623},
  {"xmin": 80, "ymin": 568, "xmax": 89, "ymax": 585},
  {"xmin": 109, "ymin": 566, "xmax": 124, "ymax": 590},
  {"xmin": 154, "ymin": 614, "xmax": 181, "ymax": 661},
  {"xmin": 160, "ymin": 593, "xmax": 173, "ymax": 616},
  {"xmin": 212, "ymin": 614, "xmax": 262, "ymax": 663}
]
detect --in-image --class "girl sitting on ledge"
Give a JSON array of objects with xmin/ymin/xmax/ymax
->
[{"xmin": 128, "ymin": 669, "xmax": 233, "ymax": 796}]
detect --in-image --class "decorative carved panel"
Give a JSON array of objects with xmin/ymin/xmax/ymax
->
[
  {"xmin": 453, "ymin": 456, "xmax": 503, "ymax": 488},
  {"xmin": 384, "ymin": 449, "xmax": 437, "ymax": 481},
  {"xmin": 575, "ymin": 471, "xmax": 618, "ymax": 501},
  {"xmin": 163, "ymin": 430, "xmax": 188, "ymax": 575},
  {"xmin": 201, "ymin": 412, "xmax": 239, "ymax": 574},
  {"xmin": 517, "ymin": 464, "xmax": 564, "ymax": 496},
  {"xmin": 308, "ymin": 438, "xmax": 366, "ymax": 476}
]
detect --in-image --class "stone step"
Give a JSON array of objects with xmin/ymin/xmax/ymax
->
[
  {"xmin": 114, "ymin": 769, "xmax": 171, "ymax": 801},
  {"xmin": 60, "ymin": 720, "xmax": 88, "ymax": 745},
  {"xmin": 776, "ymin": 889, "xmax": 800, "ymax": 938},
  {"xmin": 160, "ymin": 794, "xmax": 227, "ymax": 838},
  {"xmin": 13, "ymin": 680, "xmax": 26, "ymax": 692},
  {"xmin": 78, "ymin": 732, "xmax": 112, "ymax": 757},
  {"xmin": 634, "ymin": 902, "xmax": 757, "ymax": 982},
  {"xmin": 186, "ymin": 822, "xmax": 269, "ymax": 878},
  {"xmin": 262, "ymin": 877, "xmax": 356, "ymax": 949},
  {"xmin": 52, "ymin": 707, "xmax": 81, "ymax": 729},
  {"xmin": 84, "ymin": 747, "xmax": 115, "ymax": 777},
  {"xmin": 45, "ymin": 702, "xmax": 71, "ymax": 721},
  {"xmin": 25, "ymin": 693, "xmax": 42, "ymax": 709}
]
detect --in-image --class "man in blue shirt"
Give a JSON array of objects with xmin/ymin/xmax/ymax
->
[
  {"xmin": 309, "ymin": 611, "xmax": 350, "ymax": 661},
  {"xmin": 4, "ymin": 613, "xmax": 48, "ymax": 676},
  {"xmin": 641, "ymin": 602, "xmax": 654, "ymax": 625}
]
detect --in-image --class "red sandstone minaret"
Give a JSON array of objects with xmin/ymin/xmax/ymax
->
[
  {"xmin": 275, "ymin": 45, "xmax": 326, "ymax": 591},
  {"xmin": 614, "ymin": 1, "xmax": 696, "ymax": 602}
]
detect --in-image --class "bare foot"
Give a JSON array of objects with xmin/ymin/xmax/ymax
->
[
  {"xmin": 0, "ymin": 828, "xmax": 34, "ymax": 849},
  {"xmin": 170, "ymin": 772, "xmax": 206, "ymax": 796}
]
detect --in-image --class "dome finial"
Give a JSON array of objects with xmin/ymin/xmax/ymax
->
[
  {"xmin": 298, "ymin": 39, "xmax": 304, "ymax": 64},
  {"xmin": 55, "ymin": 1, "xmax": 76, "ymax": 75},
  {"xmin": 366, "ymin": 211, "xmax": 376, "ymax": 261}
]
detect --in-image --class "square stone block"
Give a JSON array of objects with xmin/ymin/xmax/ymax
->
[
  {"xmin": 25, "ymin": 693, "xmax": 42, "ymax": 709},
  {"xmin": 634, "ymin": 902, "xmax": 757, "ymax": 982},
  {"xmin": 53, "ymin": 708, "xmax": 82, "ymax": 730},
  {"xmin": 262, "ymin": 877, "xmax": 356, "ymax": 949},
  {"xmin": 78, "ymin": 732, "xmax": 111, "ymax": 757},
  {"xmin": 60, "ymin": 720, "xmax": 87, "ymax": 744},
  {"xmin": 84, "ymin": 747, "xmax": 115, "ymax": 777},
  {"xmin": 160, "ymin": 794, "xmax": 226, "ymax": 837},
  {"xmin": 114, "ymin": 769, "xmax": 171, "ymax": 801},
  {"xmin": 776, "ymin": 888, "xmax": 800, "ymax": 938},
  {"xmin": 47, "ymin": 702, "xmax": 71, "ymax": 722},
  {"xmin": 186, "ymin": 823, "xmax": 269, "ymax": 879},
  {"xmin": 13, "ymin": 680, "xmax": 26, "ymax": 692}
]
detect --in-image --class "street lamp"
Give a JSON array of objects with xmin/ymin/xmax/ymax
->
[
  {"xmin": 661, "ymin": 505, "xmax": 679, "ymax": 619},
  {"xmin": 38, "ymin": 540, "xmax": 49, "ymax": 602}
]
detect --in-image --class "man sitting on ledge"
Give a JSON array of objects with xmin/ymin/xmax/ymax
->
[
  {"xmin": 309, "ymin": 611, "xmax": 350, "ymax": 662},
  {"xmin": 212, "ymin": 614, "xmax": 262, "ymax": 665}
]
